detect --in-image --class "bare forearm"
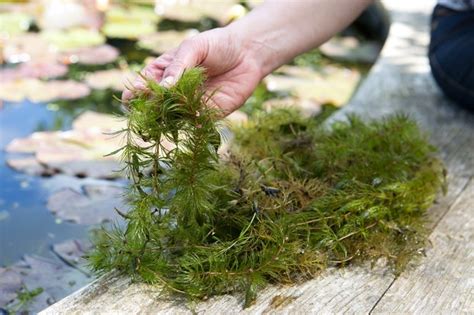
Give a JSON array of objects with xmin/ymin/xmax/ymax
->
[
  {"xmin": 125, "ymin": 0, "xmax": 374, "ymax": 113},
  {"xmin": 228, "ymin": 0, "xmax": 373, "ymax": 77}
]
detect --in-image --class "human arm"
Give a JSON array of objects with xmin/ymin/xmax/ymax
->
[{"xmin": 123, "ymin": 0, "xmax": 374, "ymax": 115}]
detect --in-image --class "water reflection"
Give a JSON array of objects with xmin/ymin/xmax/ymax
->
[{"xmin": 0, "ymin": 92, "xmax": 121, "ymax": 266}]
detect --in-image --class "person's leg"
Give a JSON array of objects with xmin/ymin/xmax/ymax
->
[{"xmin": 429, "ymin": 5, "xmax": 474, "ymax": 111}]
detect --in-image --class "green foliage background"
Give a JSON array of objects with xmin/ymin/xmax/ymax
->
[{"xmin": 88, "ymin": 68, "xmax": 445, "ymax": 307}]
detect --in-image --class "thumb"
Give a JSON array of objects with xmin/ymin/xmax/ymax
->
[{"xmin": 161, "ymin": 38, "xmax": 206, "ymax": 87}]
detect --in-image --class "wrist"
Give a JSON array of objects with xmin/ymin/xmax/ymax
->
[
  {"xmin": 225, "ymin": 21, "xmax": 279, "ymax": 81},
  {"xmin": 226, "ymin": 4, "xmax": 306, "ymax": 79}
]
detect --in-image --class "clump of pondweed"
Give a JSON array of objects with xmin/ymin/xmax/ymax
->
[{"xmin": 87, "ymin": 68, "xmax": 445, "ymax": 307}]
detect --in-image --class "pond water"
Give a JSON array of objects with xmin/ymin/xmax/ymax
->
[{"xmin": 0, "ymin": 96, "xmax": 122, "ymax": 266}]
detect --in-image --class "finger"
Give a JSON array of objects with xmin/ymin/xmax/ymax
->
[
  {"xmin": 142, "ymin": 67, "xmax": 164, "ymax": 82},
  {"xmin": 135, "ymin": 49, "xmax": 177, "ymax": 86},
  {"xmin": 121, "ymin": 89, "xmax": 133, "ymax": 105},
  {"xmin": 151, "ymin": 48, "xmax": 177, "ymax": 68},
  {"xmin": 122, "ymin": 81, "xmax": 146, "ymax": 104},
  {"xmin": 161, "ymin": 38, "xmax": 205, "ymax": 87}
]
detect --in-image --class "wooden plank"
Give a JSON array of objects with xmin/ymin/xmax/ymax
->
[
  {"xmin": 41, "ymin": 0, "xmax": 474, "ymax": 313},
  {"xmin": 371, "ymin": 179, "xmax": 474, "ymax": 313},
  {"xmin": 40, "ymin": 265, "xmax": 395, "ymax": 314}
]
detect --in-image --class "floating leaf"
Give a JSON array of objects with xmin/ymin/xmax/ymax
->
[
  {"xmin": 5, "ymin": 111, "xmax": 174, "ymax": 179},
  {"xmin": 84, "ymin": 69, "xmax": 137, "ymax": 91},
  {"xmin": 2, "ymin": 33, "xmax": 53, "ymax": 64},
  {"xmin": 156, "ymin": 0, "xmax": 241, "ymax": 24},
  {"xmin": 47, "ymin": 185, "xmax": 128, "ymax": 224},
  {"xmin": 6, "ymin": 158, "xmax": 49, "ymax": 176},
  {"xmin": 9, "ymin": 255, "xmax": 90, "ymax": 312},
  {"xmin": 0, "ymin": 268, "xmax": 22, "ymax": 308},
  {"xmin": 60, "ymin": 45, "xmax": 119, "ymax": 65},
  {"xmin": 6, "ymin": 111, "xmax": 125, "ymax": 179},
  {"xmin": 52, "ymin": 239, "xmax": 92, "ymax": 274},
  {"xmin": 71, "ymin": 110, "xmax": 125, "ymax": 132},
  {"xmin": 6, "ymin": 131, "xmax": 66, "ymax": 154},
  {"xmin": 0, "ymin": 61, "xmax": 68, "ymax": 82},
  {"xmin": 41, "ymin": 28, "xmax": 105, "ymax": 51},
  {"xmin": 101, "ymin": 5, "xmax": 158, "ymax": 39},
  {"xmin": 0, "ymin": 79, "xmax": 91, "ymax": 103},
  {"xmin": 102, "ymin": 22, "xmax": 156, "ymax": 39},
  {"xmin": 0, "ymin": 12, "xmax": 31, "ymax": 36},
  {"xmin": 105, "ymin": 5, "xmax": 160, "ymax": 24},
  {"xmin": 36, "ymin": 0, "xmax": 96, "ymax": 30},
  {"xmin": 137, "ymin": 30, "xmax": 198, "ymax": 54}
]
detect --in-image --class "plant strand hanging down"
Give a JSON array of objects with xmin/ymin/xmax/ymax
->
[{"xmin": 88, "ymin": 67, "xmax": 446, "ymax": 307}]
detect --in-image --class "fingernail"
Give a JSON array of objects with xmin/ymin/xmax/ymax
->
[
  {"xmin": 134, "ymin": 82, "xmax": 146, "ymax": 90},
  {"xmin": 161, "ymin": 76, "xmax": 174, "ymax": 88},
  {"xmin": 122, "ymin": 90, "xmax": 132, "ymax": 101}
]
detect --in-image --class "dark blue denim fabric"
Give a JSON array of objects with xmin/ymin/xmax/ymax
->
[{"xmin": 429, "ymin": 5, "xmax": 474, "ymax": 110}]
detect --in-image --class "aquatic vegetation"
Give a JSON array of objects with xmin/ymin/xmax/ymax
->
[
  {"xmin": 87, "ymin": 68, "xmax": 445, "ymax": 307},
  {"xmin": 1, "ymin": 255, "xmax": 90, "ymax": 311},
  {"xmin": 5, "ymin": 286, "xmax": 44, "ymax": 313}
]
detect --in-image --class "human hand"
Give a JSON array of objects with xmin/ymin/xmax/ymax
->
[
  {"xmin": 123, "ymin": 0, "xmax": 373, "ymax": 116},
  {"xmin": 122, "ymin": 27, "xmax": 264, "ymax": 116}
]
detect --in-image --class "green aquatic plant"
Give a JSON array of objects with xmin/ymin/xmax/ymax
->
[
  {"xmin": 5, "ymin": 286, "xmax": 43, "ymax": 313},
  {"xmin": 88, "ymin": 68, "xmax": 445, "ymax": 307}
]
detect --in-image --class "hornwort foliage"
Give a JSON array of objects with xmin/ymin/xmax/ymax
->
[{"xmin": 88, "ymin": 68, "xmax": 446, "ymax": 307}]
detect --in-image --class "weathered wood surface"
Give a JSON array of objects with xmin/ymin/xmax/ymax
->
[
  {"xmin": 39, "ymin": 265, "xmax": 394, "ymax": 314},
  {"xmin": 41, "ymin": 0, "xmax": 474, "ymax": 313},
  {"xmin": 372, "ymin": 180, "xmax": 474, "ymax": 314}
]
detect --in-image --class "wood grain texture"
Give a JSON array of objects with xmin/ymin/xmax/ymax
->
[
  {"xmin": 40, "ymin": 0, "xmax": 474, "ymax": 313},
  {"xmin": 372, "ymin": 180, "xmax": 474, "ymax": 314},
  {"xmin": 40, "ymin": 265, "xmax": 394, "ymax": 315}
]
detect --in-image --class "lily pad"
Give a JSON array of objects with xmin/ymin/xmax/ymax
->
[
  {"xmin": 6, "ymin": 131, "xmax": 67, "ymax": 154},
  {"xmin": 59, "ymin": 45, "xmax": 119, "ymax": 65},
  {"xmin": 264, "ymin": 65, "xmax": 361, "ymax": 107},
  {"xmin": 6, "ymin": 158, "xmax": 54, "ymax": 177},
  {"xmin": 101, "ymin": 5, "xmax": 158, "ymax": 39},
  {"xmin": 0, "ymin": 79, "xmax": 91, "ymax": 103},
  {"xmin": 0, "ymin": 268, "xmax": 23, "ymax": 308},
  {"xmin": 102, "ymin": 22, "xmax": 156, "ymax": 39},
  {"xmin": 36, "ymin": 1, "xmax": 92, "ymax": 31},
  {"xmin": 156, "ymin": 4, "xmax": 203, "ymax": 23},
  {"xmin": 156, "ymin": 0, "xmax": 242, "ymax": 25},
  {"xmin": 2, "ymin": 33, "xmax": 53, "ymax": 64},
  {"xmin": 72, "ymin": 110, "xmax": 126, "ymax": 131},
  {"xmin": 52, "ymin": 239, "xmax": 92, "ymax": 274},
  {"xmin": 105, "ymin": 5, "xmax": 159, "ymax": 24},
  {"xmin": 41, "ymin": 28, "xmax": 105, "ymax": 51},
  {"xmin": 0, "ymin": 61, "xmax": 68, "ymax": 82},
  {"xmin": 6, "ymin": 111, "xmax": 125, "ymax": 179},
  {"xmin": 0, "ymin": 12, "xmax": 31, "ymax": 36},
  {"xmin": 47, "ymin": 185, "xmax": 128, "ymax": 224},
  {"xmin": 84, "ymin": 69, "xmax": 137, "ymax": 91},
  {"xmin": 320, "ymin": 36, "xmax": 381, "ymax": 64},
  {"xmin": 9, "ymin": 255, "xmax": 90, "ymax": 312},
  {"xmin": 6, "ymin": 156, "xmax": 121, "ymax": 180},
  {"xmin": 137, "ymin": 30, "xmax": 199, "ymax": 54},
  {"xmin": 5, "ymin": 111, "xmax": 173, "ymax": 179}
]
